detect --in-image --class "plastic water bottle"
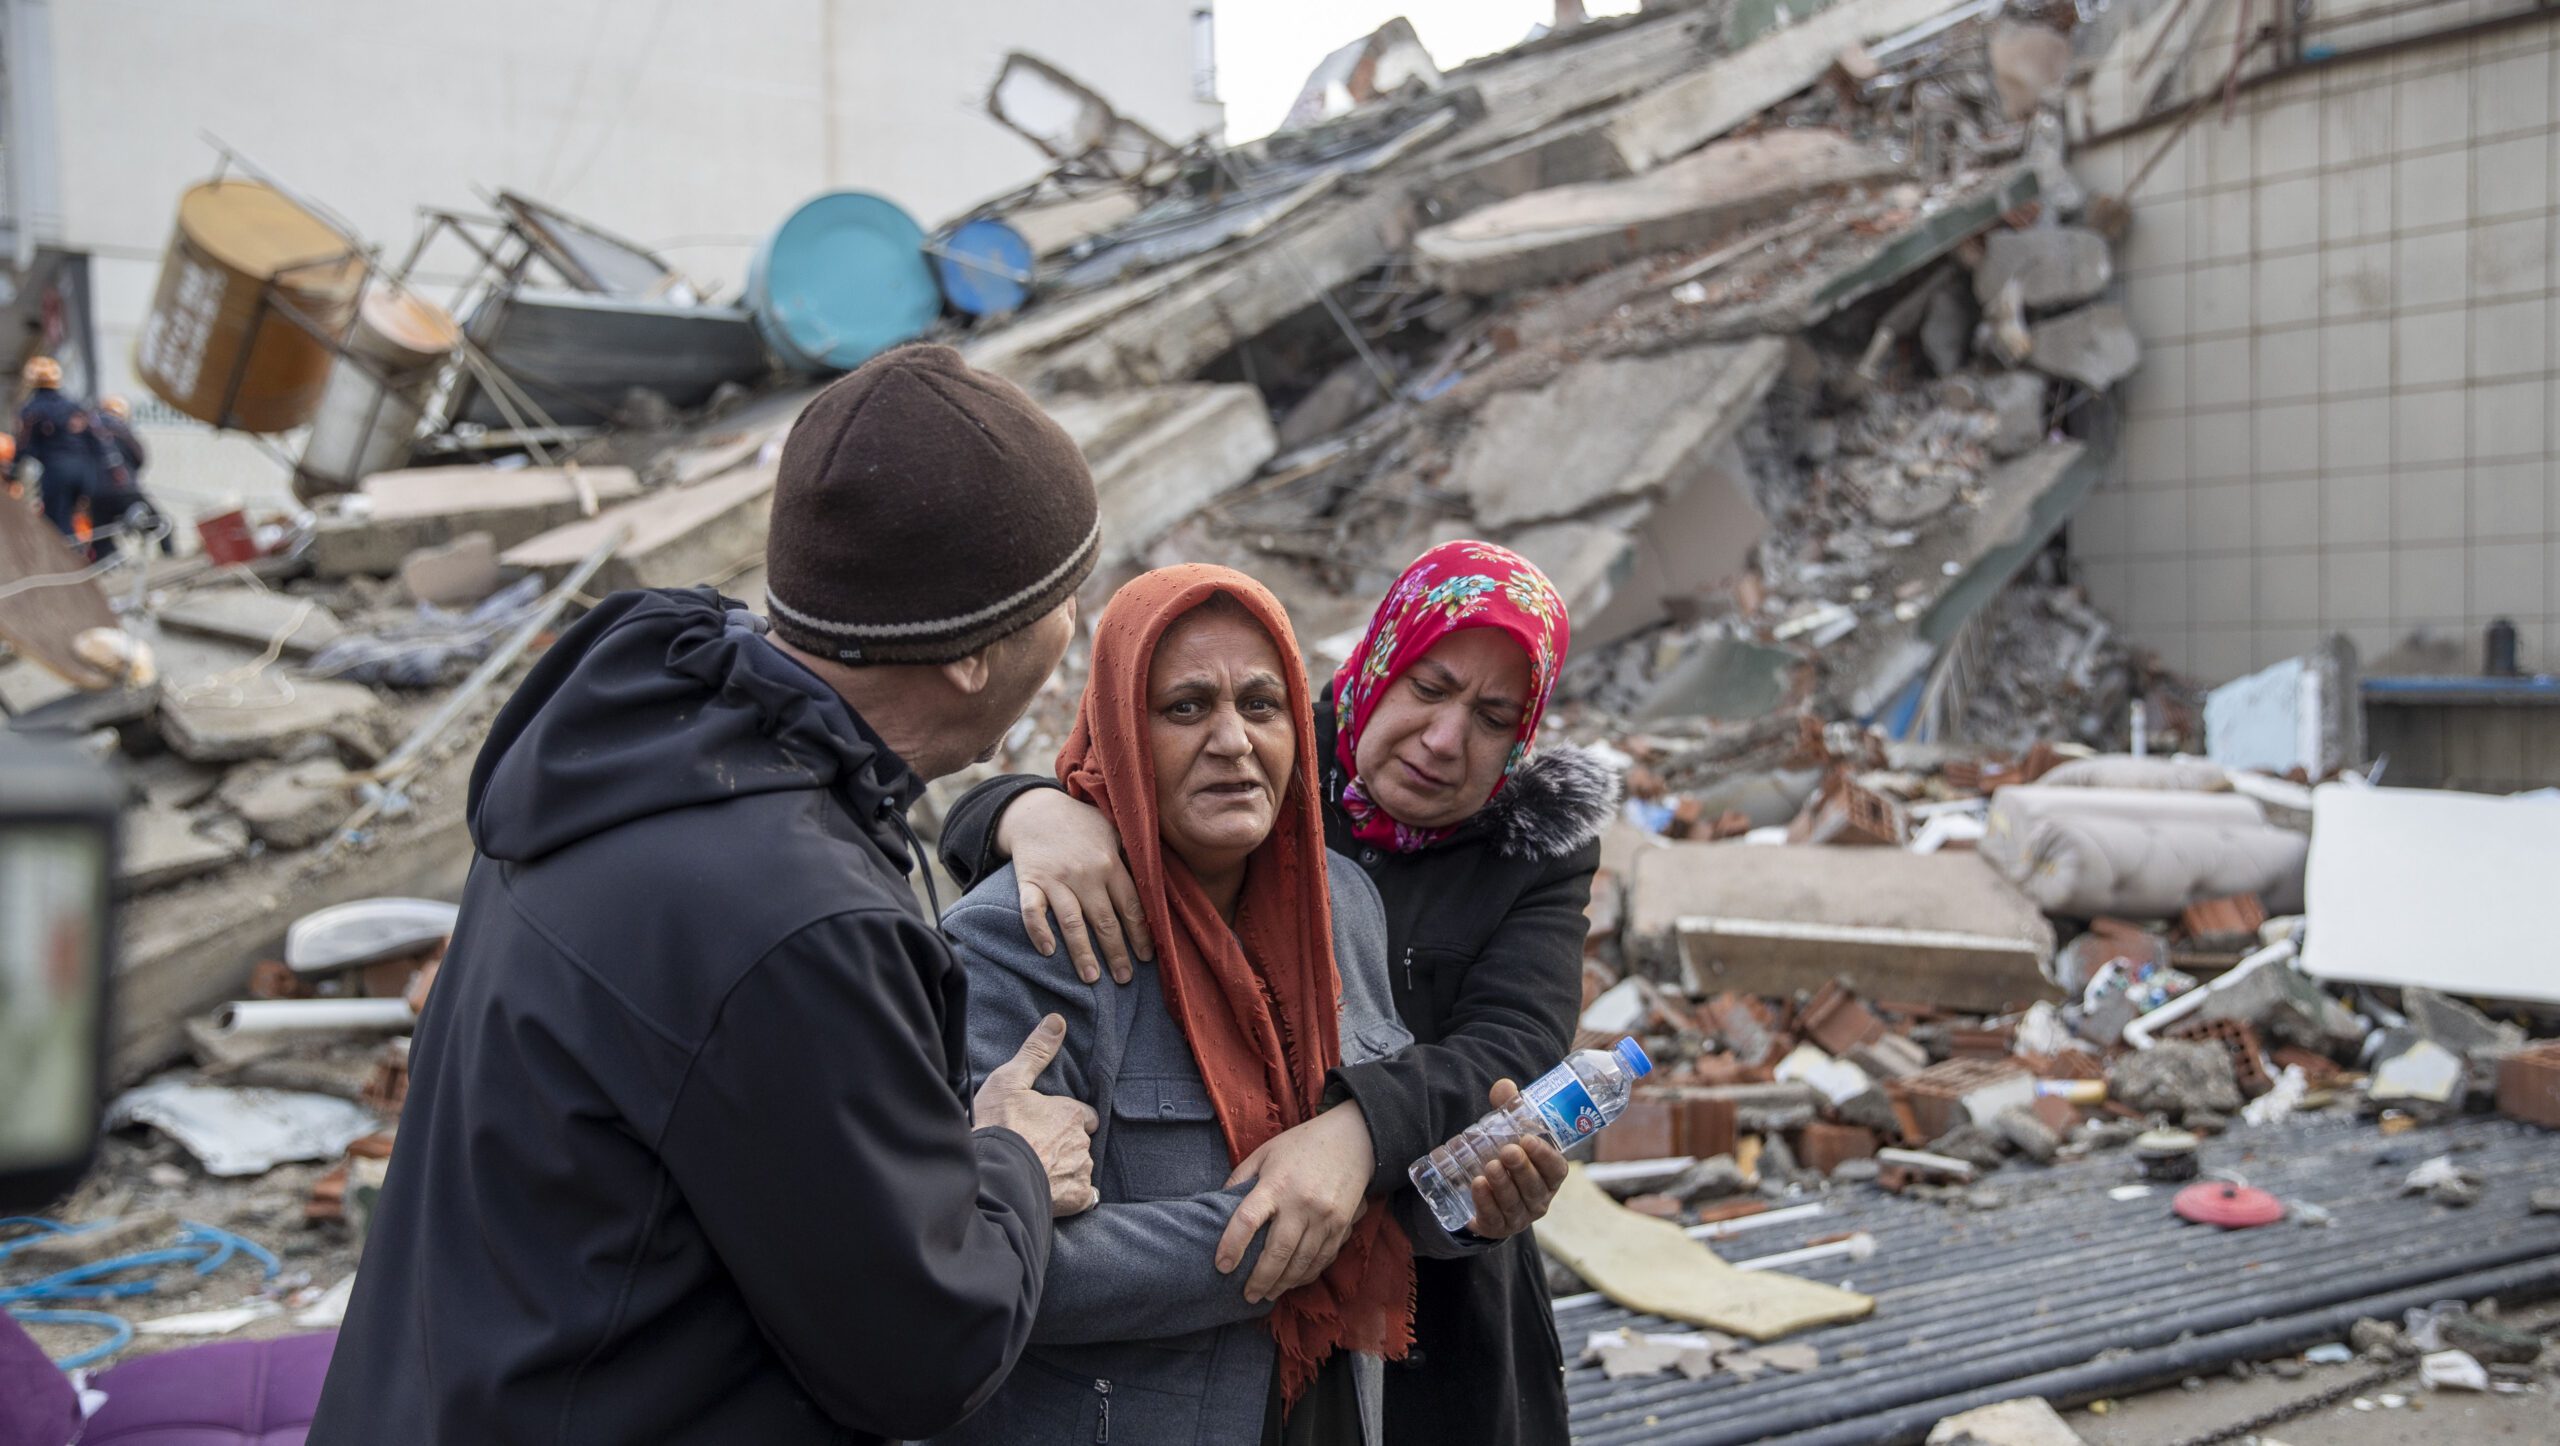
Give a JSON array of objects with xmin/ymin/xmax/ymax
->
[{"xmin": 1408, "ymin": 1038, "xmax": 1653, "ymax": 1232}]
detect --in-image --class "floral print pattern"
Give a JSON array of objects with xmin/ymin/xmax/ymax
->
[{"xmin": 1329, "ymin": 540, "xmax": 1570, "ymax": 853}]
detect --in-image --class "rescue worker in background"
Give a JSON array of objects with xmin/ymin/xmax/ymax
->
[
  {"xmin": 8, "ymin": 357, "xmax": 105, "ymax": 553},
  {"xmin": 89, "ymin": 396, "xmax": 172, "ymax": 555}
]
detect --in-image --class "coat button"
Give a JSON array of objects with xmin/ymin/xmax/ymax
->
[{"xmin": 1361, "ymin": 848, "xmax": 1379, "ymax": 865}]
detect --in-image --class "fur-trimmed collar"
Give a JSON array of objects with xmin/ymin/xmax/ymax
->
[{"xmin": 1476, "ymin": 742, "xmax": 1621, "ymax": 861}]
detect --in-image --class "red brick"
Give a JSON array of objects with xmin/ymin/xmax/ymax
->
[
  {"xmin": 2030, "ymin": 1093, "xmax": 2081, "ymax": 1136},
  {"xmin": 2178, "ymin": 893, "xmax": 2267, "ymax": 948},
  {"xmin": 2167, "ymin": 1015, "xmax": 2273, "ymax": 1097},
  {"xmin": 1694, "ymin": 1199, "xmax": 1771, "ymax": 1225},
  {"xmin": 1671, "ymin": 1092, "xmax": 1739, "ymax": 1160},
  {"xmin": 1890, "ymin": 1057, "xmax": 2033, "ymax": 1143},
  {"xmin": 1799, "ymin": 980, "xmax": 1887, "ymax": 1055},
  {"xmin": 2496, "ymin": 1040, "xmax": 2560, "ymax": 1129},
  {"xmin": 1797, "ymin": 1122, "xmax": 1879, "ymax": 1175},
  {"xmin": 1596, "ymin": 1093, "xmax": 1681, "ymax": 1162},
  {"xmin": 1704, "ymin": 992, "xmax": 1787, "ymax": 1066},
  {"xmin": 1625, "ymin": 1193, "xmax": 1685, "ymax": 1220}
]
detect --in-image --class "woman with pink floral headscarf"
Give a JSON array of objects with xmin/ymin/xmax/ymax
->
[{"xmin": 941, "ymin": 541, "xmax": 1618, "ymax": 1446}]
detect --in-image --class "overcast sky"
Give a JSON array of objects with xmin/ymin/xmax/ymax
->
[{"xmin": 1214, "ymin": 0, "xmax": 1643, "ymax": 140}]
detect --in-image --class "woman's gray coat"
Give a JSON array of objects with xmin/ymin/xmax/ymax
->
[{"xmin": 926, "ymin": 852, "xmax": 1480, "ymax": 1446}]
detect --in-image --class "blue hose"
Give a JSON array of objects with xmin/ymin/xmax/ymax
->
[
  {"xmin": 0, "ymin": 1216, "xmax": 285, "ymax": 1368},
  {"xmin": 5, "ymin": 1307, "xmax": 134, "ymax": 1371}
]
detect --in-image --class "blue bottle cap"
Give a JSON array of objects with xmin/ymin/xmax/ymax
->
[{"xmin": 1614, "ymin": 1037, "xmax": 1653, "ymax": 1078}]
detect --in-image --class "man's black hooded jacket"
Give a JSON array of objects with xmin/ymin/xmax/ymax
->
[{"xmin": 308, "ymin": 588, "xmax": 1051, "ymax": 1445}]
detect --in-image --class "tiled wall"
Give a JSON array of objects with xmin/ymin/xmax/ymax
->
[{"xmin": 2071, "ymin": 6, "xmax": 2560, "ymax": 682}]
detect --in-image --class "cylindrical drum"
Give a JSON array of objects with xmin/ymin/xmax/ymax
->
[
  {"xmin": 293, "ymin": 283, "xmax": 460, "ymax": 499},
  {"xmin": 746, "ymin": 191, "xmax": 942, "ymax": 373},
  {"xmin": 133, "ymin": 180, "xmax": 366, "ymax": 433}
]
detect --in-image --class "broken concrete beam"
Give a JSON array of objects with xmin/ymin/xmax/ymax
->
[
  {"xmin": 1972, "ymin": 227, "xmax": 2112, "ymax": 311},
  {"xmin": 1456, "ymin": 339, "xmax": 1786, "ymax": 532},
  {"xmin": 1982, "ymin": 785, "xmax": 2309, "ymax": 917},
  {"xmin": 155, "ymin": 587, "xmax": 345, "ymax": 660},
  {"xmin": 2029, "ymin": 303, "xmax": 2140, "ymax": 390},
  {"xmin": 306, "ymin": 466, "xmax": 643, "ymax": 579},
  {"xmin": 504, "ymin": 465, "xmax": 776, "ymax": 596},
  {"xmin": 1627, "ymin": 843, "xmax": 2057, "ymax": 1012},
  {"xmin": 1043, "ymin": 385, "xmax": 1279, "ymax": 563},
  {"xmin": 1415, "ymin": 130, "xmax": 1903, "ymax": 295},
  {"xmin": 120, "ymin": 808, "xmax": 250, "ymax": 892},
  {"xmin": 1605, "ymin": 0, "xmax": 1977, "ymax": 172},
  {"xmin": 159, "ymin": 680, "xmax": 395, "ymax": 766},
  {"xmin": 986, "ymin": 185, "xmax": 1417, "ymax": 393},
  {"xmin": 218, "ymin": 758, "xmax": 355, "ymax": 850}
]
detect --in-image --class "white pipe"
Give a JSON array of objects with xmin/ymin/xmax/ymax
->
[
  {"xmin": 2121, "ymin": 937, "xmax": 2297, "ymax": 1050},
  {"xmin": 213, "ymin": 998, "xmax": 415, "ymax": 1038},
  {"xmin": 1684, "ymin": 1202, "xmax": 1826, "ymax": 1241},
  {"xmin": 1735, "ymin": 1231, "xmax": 1877, "ymax": 1274}
]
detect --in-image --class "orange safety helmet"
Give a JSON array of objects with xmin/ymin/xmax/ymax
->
[
  {"xmin": 0, "ymin": 433, "xmax": 16, "ymax": 466},
  {"xmin": 22, "ymin": 355, "xmax": 62, "ymax": 389},
  {"xmin": 101, "ymin": 394, "xmax": 132, "ymax": 419}
]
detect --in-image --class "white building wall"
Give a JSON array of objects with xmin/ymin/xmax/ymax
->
[
  {"xmin": 38, "ymin": 0, "xmax": 1221, "ymax": 510},
  {"xmin": 2071, "ymin": 0, "xmax": 2559, "ymax": 682}
]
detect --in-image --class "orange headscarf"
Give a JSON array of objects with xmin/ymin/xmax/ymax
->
[{"xmin": 1056, "ymin": 564, "xmax": 1415, "ymax": 1406}]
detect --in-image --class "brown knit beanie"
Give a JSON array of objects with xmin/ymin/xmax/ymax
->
[{"xmin": 764, "ymin": 344, "xmax": 1099, "ymax": 664}]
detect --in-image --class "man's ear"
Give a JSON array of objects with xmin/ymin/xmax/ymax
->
[{"xmin": 940, "ymin": 646, "xmax": 995, "ymax": 696}]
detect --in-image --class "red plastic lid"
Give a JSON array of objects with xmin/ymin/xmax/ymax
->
[{"xmin": 2173, "ymin": 1181, "xmax": 2286, "ymax": 1228}]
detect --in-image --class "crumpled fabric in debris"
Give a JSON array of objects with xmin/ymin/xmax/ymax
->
[
  {"xmin": 306, "ymin": 576, "xmax": 545, "ymax": 687},
  {"xmin": 1980, "ymin": 785, "xmax": 2308, "ymax": 917}
]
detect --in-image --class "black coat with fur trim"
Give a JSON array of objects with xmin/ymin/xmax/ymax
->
[{"xmin": 939, "ymin": 689, "xmax": 1617, "ymax": 1446}]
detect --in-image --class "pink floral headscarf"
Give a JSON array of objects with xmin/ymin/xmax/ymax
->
[{"xmin": 1328, "ymin": 541, "xmax": 1569, "ymax": 853}]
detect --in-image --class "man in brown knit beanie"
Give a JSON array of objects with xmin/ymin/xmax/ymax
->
[{"xmin": 315, "ymin": 345, "xmax": 1104, "ymax": 1446}]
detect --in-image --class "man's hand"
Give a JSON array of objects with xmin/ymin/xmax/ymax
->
[
  {"xmin": 971, "ymin": 1014, "xmax": 1100, "ymax": 1217},
  {"xmin": 998, "ymin": 790, "xmax": 1152, "ymax": 986},
  {"xmin": 1461, "ymin": 1080, "xmax": 1570, "ymax": 1240},
  {"xmin": 1216, "ymin": 1102, "xmax": 1376, "ymax": 1304}
]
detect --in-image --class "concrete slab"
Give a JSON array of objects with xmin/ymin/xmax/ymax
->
[
  {"xmin": 1453, "ymin": 339, "xmax": 1786, "ymax": 532},
  {"xmin": 307, "ymin": 465, "xmax": 643, "ymax": 578},
  {"xmin": 219, "ymin": 758, "xmax": 356, "ymax": 851},
  {"xmin": 398, "ymin": 532, "xmax": 501, "ymax": 608},
  {"xmin": 0, "ymin": 656, "xmax": 79, "ymax": 716},
  {"xmin": 2029, "ymin": 303, "xmax": 2141, "ymax": 390},
  {"xmin": 159, "ymin": 679, "xmax": 395, "ymax": 766},
  {"xmin": 156, "ymin": 588, "xmax": 345, "ymax": 660},
  {"xmin": 1605, "ymin": 0, "xmax": 1975, "ymax": 172},
  {"xmin": 1972, "ymin": 227, "xmax": 2112, "ymax": 311},
  {"xmin": 1415, "ymin": 130, "xmax": 1903, "ymax": 295},
  {"xmin": 1626, "ymin": 843, "xmax": 2057, "ymax": 1011},
  {"xmin": 1045, "ymin": 385, "xmax": 1279, "ymax": 563},
  {"xmin": 504, "ymin": 464, "xmax": 777, "ymax": 595},
  {"xmin": 120, "ymin": 808, "xmax": 250, "ymax": 893}
]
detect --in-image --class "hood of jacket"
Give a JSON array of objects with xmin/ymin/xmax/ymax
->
[
  {"xmin": 468, "ymin": 587, "xmax": 924, "ymax": 867},
  {"xmin": 1315, "ymin": 692, "xmax": 1619, "ymax": 862}
]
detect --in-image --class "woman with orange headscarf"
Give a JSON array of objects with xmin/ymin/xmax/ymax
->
[
  {"xmin": 942, "ymin": 542, "xmax": 1614, "ymax": 1446},
  {"xmin": 928, "ymin": 565, "xmax": 1563, "ymax": 1446}
]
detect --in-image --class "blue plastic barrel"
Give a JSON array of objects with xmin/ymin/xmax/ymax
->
[
  {"xmin": 746, "ymin": 191, "xmax": 943, "ymax": 373},
  {"xmin": 931, "ymin": 217, "xmax": 1036, "ymax": 318}
]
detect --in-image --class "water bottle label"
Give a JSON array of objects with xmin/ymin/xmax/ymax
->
[{"xmin": 1527, "ymin": 1071, "xmax": 1605, "ymax": 1144}]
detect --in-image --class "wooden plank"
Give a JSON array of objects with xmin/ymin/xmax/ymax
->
[
  {"xmin": 1539, "ymin": 1168, "xmax": 1873, "ymax": 1340},
  {"xmin": 0, "ymin": 495, "xmax": 118, "ymax": 688}
]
